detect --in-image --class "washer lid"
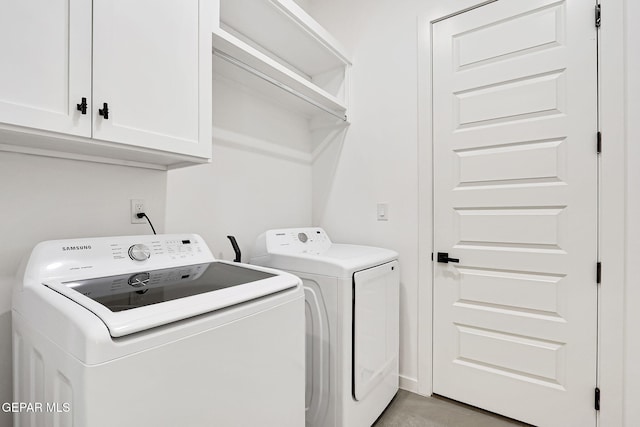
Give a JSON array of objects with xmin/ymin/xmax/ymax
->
[
  {"xmin": 254, "ymin": 244, "xmax": 399, "ymax": 277},
  {"xmin": 44, "ymin": 261, "xmax": 298, "ymax": 337}
]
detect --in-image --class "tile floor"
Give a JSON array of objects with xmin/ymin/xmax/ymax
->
[{"xmin": 373, "ymin": 390, "xmax": 532, "ymax": 427}]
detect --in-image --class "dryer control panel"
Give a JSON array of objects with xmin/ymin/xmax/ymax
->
[{"xmin": 263, "ymin": 228, "xmax": 332, "ymax": 255}]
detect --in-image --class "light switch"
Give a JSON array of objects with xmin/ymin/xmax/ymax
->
[{"xmin": 377, "ymin": 203, "xmax": 389, "ymax": 221}]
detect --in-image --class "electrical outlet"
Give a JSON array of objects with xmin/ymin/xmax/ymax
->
[{"xmin": 131, "ymin": 199, "xmax": 146, "ymax": 224}]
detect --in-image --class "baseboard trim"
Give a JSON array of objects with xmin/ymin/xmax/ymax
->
[{"xmin": 399, "ymin": 375, "xmax": 419, "ymax": 394}]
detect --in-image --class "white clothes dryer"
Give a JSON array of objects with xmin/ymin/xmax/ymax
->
[
  {"xmin": 251, "ymin": 228, "xmax": 399, "ymax": 427},
  {"xmin": 12, "ymin": 234, "xmax": 304, "ymax": 427}
]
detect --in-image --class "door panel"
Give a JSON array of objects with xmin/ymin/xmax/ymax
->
[
  {"xmin": 353, "ymin": 261, "xmax": 399, "ymax": 401},
  {"xmin": 92, "ymin": 0, "xmax": 204, "ymax": 156},
  {"xmin": 432, "ymin": 1, "xmax": 597, "ymax": 426},
  {"xmin": 0, "ymin": 0, "xmax": 91, "ymax": 136}
]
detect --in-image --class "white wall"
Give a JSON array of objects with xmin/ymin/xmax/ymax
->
[
  {"xmin": 165, "ymin": 143, "xmax": 312, "ymax": 260},
  {"xmin": 0, "ymin": 152, "xmax": 167, "ymax": 427},
  {"xmin": 310, "ymin": 0, "xmax": 422, "ymax": 389},
  {"xmin": 309, "ymin": 0, "xmax": 491, "ymax": 392},
  {"xmin": 624, "ymin": 0, "xmax": 640, "ymax": 424},
  {"xmin": 165, "ymin": 72, "xmax": 313, "ymax": 261},
  {"xmin": 293, "ymin": 0, "xmax": 312, "ymax": 14}
]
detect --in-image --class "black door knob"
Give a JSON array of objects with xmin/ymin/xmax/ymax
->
[{"xmin": 437, "ymin": 252, "xmax": 460, "ymax": 264}]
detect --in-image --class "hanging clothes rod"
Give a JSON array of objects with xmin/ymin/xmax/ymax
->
[{"xmin": 213, "ymin": 50, "xmax": 348, "ymax": 122}]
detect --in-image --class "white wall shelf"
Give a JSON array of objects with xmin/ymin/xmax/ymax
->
[{"xmin": 213, "ymin": 0, "xmax": 352, "ymax": 123}]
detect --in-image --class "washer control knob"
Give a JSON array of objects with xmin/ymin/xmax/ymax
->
[
  {"xmin": 128, "ymin": 244, "xmax": 151, "ymax": 261},
  {"xmin": 298, "ymin": 232, "xmax": 308, "ymax": 243}
]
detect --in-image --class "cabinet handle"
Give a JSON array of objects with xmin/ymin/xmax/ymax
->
[
  {"xmin": 76, "ymin": 97, "xmax": 87, "ymax": 115},
  {"xmin": 98, "ymin": 103, "xmax": 109, "ymax": 120}
]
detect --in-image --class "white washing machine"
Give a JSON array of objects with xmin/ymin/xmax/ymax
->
[
  {"xmin": 251, "ymin": 228, "xmax": 399, "ymax": 427},
  {"xmin": 12, "ymin": 234, "xmax": 304, "ymax": 427}
]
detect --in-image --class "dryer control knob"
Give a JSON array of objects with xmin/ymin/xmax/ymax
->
[{"xmin": 128, "ymin": 244, "xmax": 151, "ymax": 261}]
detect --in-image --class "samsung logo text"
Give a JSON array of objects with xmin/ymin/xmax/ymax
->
[{"xmin": 61, "ymin": 245, "xmax": 92, "ymax": 251}]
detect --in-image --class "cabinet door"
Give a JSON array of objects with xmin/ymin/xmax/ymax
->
[
  {"xmin": 92, "ymin": 0, "xmax": 211, "ymax": 159},
  {"xmin": 0, "ymin": 0, "xmax": 92, "ymax": 136}
]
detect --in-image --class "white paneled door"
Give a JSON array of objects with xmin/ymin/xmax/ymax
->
[{"xmin": 432, "ymin": 1, "xmax": 598, "ymax": 426}]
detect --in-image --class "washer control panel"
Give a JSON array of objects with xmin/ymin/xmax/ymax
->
[
  {"xmin": 265, "ymin": 228, "xmax": 332, "ymax": 255},
  {"xmin": 109, "ymin": 237, "xmax": 205, "ymax": 263},
  {"xmin": 31, "ymin": 234, "xmax": 213, "ymax": 280}
]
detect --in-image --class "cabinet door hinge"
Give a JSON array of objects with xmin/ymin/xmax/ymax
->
[
  {"xmin": 597, "ymin": 131, "xmax": 602, "ymax": 154},
  {"xmin": 597, "ymin": 262, "xmax": 602, "ymax": 284},
  {"xmin": 595, "ymin": 4, "xmax": 601, "ymax": 28},
  {"xmin": 595, "ymin": 387, "xmax": 601, "ymax": 410}
]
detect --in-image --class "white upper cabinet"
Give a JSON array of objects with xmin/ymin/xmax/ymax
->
[
  {"xmin": 0, "ymin": 0, "xmax": 92, "ymax": 137},
  {"xmin": 92, "ymin": 0, "xmax": 210, "ymax": 159},
  {"xmin": 0, "ymin": 0, "xmax": 212, "ymax": 169},
  {"xmin": 212, "ymin": 0, "xmax": 351, "ymax": 123}
]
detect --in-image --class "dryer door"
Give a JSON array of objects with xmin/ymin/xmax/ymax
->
[{"xmin": 353, "ymin": 260, "xmax": 399, "ymax": 400}]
